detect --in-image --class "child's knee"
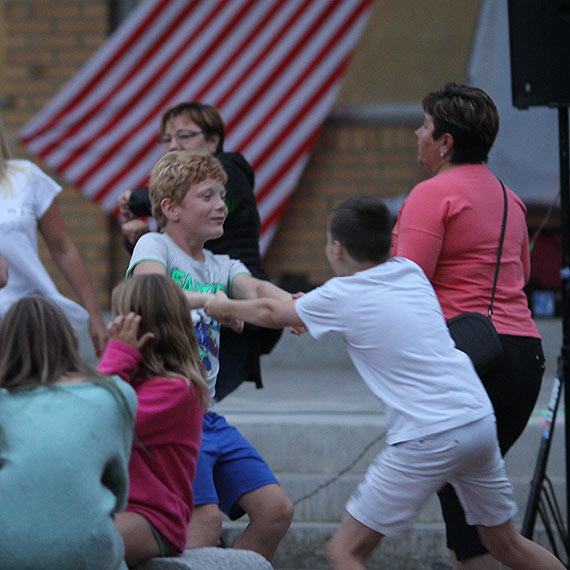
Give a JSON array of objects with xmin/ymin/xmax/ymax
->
[
  {"xmin": 258, "ymin": 493, "xmax": 293, "ymax": 533},
  {"xmin": 187, "ymin": 504, "xmax": 223, "ymax": 547},
  {"xmin": 198, "ymin": 504, "xmax": 223, "ymax": 529},
  {"xmin": 276, "ymin": 495, "xmax": 294, "ymax": 530},
  {"xmin": 243, "ymin": 487, "xmax": 294, "ymax": 531}
]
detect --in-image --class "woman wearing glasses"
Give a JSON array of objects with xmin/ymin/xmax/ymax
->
[{"xmin": 118, "ymin": 102, "xmax": 282, "ymax": 401}]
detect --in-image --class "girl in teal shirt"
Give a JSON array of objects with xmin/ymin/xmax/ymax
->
[{"xmin": 0, "ymin": 297, "xmax": 136, "ymax": 570}]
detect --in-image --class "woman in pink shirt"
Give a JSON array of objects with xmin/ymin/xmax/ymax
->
[
  {"xmin": 392, "ymin": 83, "xmax": 544, "ymax": 570},
  {"xmin": 98, "ymin": 274, "xmax": 209, "ymax": 568}
]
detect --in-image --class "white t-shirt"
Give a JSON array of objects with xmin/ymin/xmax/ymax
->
[
  {"xmin": 295, "ymin": 257, "xmax": 493, "ymax": 445},
  {"xmin": 0, "ymin": 160, "xmax": 89, "ymax": 329},
  {"xmin": 128, "ymin": 232, "xmax": 250, "ymax": 397}
]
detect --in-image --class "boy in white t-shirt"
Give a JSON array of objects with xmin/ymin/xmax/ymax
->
[{"xmin": 204, "ymin": 196, "xmax": 564, "ymax": 570}]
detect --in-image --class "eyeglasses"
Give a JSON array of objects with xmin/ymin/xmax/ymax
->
[{"xmin": 158, "ymin": 130, "xmax": 203, "ymax": 145}]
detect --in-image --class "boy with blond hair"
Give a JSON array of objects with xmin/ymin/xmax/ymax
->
[
  {"xmin": 128, "ymin": 151, "xmax": 293, "ymax": 561},
  {"xmin": 204, "ymin": 196, "xmax": 565, "ymax": 570}
]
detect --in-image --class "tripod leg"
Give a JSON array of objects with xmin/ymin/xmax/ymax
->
[{"xmin": 521, "ymin": 376, "xmax": 563, "ymax": 538}]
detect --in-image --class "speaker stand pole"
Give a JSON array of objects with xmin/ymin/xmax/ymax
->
[
  {"xmin": 521, "ymin": 107, "xmax": 570, "ymax": 565},
  {"xmin": 560, "ymin": 105, "xmax": 570, "ymax": 559}
]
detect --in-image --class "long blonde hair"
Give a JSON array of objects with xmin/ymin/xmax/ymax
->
[{"xmin": 112, "ymin": 274, "xmax": 210, "ymax": 408}]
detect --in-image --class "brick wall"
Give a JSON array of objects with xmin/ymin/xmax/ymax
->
[
  {"xmin": 264, "ymin": 121, "xmax": 425, "ymax": 287},
  {"xmin": 2, "ymin": 0, "xmax": 121, "ymax": 308},
  {"xmin": 2, "ymin": 0, "xmax": 427, "ymax": 308}
]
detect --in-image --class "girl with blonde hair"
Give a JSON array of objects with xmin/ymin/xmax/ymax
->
[
  {"xmin": 98, "ymin": 273, "xmax": 208, "ymax": 567},
  {"xmin": 0, "ymin": 296, "xmax": 136, "ymax": 570}
]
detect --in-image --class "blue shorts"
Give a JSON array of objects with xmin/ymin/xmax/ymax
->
[{"xmin": 193, "ymin": 411, "xmax": 279, "ymax": 520}]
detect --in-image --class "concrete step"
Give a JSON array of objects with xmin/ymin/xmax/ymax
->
[
  {"xmin": 223, "ymin": 521, "xmax": 447, "ymax": 570},
  {"xmin": 221, "ymin": 521, "xmax": 562, "ymax": 570},
  {"xmin": 219, "ymin": 411, "xmax": 385, "ymax": 474},
  {"xmin": 219, "ymin": 409, "xmax": 566, "ymax": 522},
  {"xmin": 222, "ymin": 409, "xmax": 566, "ymax": 476},
  {"xmin": 276, "ymin": 472, "xmax": 566, "ymax": 524},
  {"xmin": 138, "ymin": 548, "xmax": 273, "ymax": 570}
]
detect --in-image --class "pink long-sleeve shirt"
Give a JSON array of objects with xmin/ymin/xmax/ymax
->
[{"xmin": 98, "ymin": 339, "xmax": 203, "ymax": 552}]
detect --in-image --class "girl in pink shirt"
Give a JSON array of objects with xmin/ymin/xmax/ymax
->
[{"xmin": 98, "ymin": 274, "xmax": 209, "ymax": 568}]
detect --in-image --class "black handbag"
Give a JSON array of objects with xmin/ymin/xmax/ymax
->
[{"xmin": 447, "ymin": 179, "xmax": 507, "ymax": 377}]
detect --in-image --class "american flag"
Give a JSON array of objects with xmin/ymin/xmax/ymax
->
[{"xmin": 19, "ymin": 0, "xmax": 372, "ymax": 253}]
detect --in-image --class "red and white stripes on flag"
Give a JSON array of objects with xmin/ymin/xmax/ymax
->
[{"xmin": 19, "ymin": 0, "xmax": 372, "ymax": 253}]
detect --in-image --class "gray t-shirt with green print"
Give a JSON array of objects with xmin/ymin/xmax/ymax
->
[{"xmin": 128, "ymin": 232, "xmax": 250, "ymax": 397}]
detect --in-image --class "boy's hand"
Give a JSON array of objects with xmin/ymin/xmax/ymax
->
[
  {"xmin": 288, "ymin": 323, "xmax": 306, "ymax": 335},
  {"xmin": 121, "ymin": 218, "xmax": 150, "ymax": 245},
  {"xmin": 107, "ymin": 312, "xmax": 154, "ymax": 351},
  {"xmin": 288, "ymin": 291, "xmax": 306, "ymax": 335},
  {"xmin": 204, "ymin": 290, "xmax": 227, "ymax": 320},
  {"xmin": 229, "ymin": 317, "xmax": 245, "ymax": 333},
  {"xmin": 204, "ymin": 291, "xmax": 244, "ymax": 332}
]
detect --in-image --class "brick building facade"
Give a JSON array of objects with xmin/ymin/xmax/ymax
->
[
  {"xmin": 2, "ymin": 0, "xmax": 121, "ymax": 307},
  {"xmin": 1, "ymin": 0, "xmax": 471, "ymax": 307}
]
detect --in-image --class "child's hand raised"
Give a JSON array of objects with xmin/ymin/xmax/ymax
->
[{"xmin": 108, "ymin": 312, "xmax": 155, "ymax": 351}]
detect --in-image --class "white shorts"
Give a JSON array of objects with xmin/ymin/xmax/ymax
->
[{"xmin": 346, "ymin": 414, "xmax": 517, "ymax": 537}]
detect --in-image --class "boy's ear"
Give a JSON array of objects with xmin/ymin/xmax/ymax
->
[
  {"xmin": 161, "ymin": 197, "xmax": 179, "ymax": 222},
  {"xmin": 331, "ymin": 239, "xmax": 345, "ymax": 261}
]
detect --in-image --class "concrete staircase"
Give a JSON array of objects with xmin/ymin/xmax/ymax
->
[{"xmin": 216, "ymin": 320, "xmax": 567, "ymax": 570}]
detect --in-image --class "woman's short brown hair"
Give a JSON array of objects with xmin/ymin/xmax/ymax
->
[{"xmin": 423, "ymin": 83, "xmax": 499, "ymax": 164}]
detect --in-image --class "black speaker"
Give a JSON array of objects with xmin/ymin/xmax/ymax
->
[{"xmin": 508, "ymin": 0, "xmax": 570, "ymax": 108}]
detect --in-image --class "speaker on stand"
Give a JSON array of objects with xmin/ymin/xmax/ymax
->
[{"xmin": 509, "ymin": 0, "xmax": 570, "ymax": 108}]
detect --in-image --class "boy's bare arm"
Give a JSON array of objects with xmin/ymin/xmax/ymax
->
[
  {"xmin": 231, "ymin": 273, "xmax": 291, "ymax": 302},
  {"xmin": 204, "ymin": 291, "xmax": 304, "ymax": 329}
]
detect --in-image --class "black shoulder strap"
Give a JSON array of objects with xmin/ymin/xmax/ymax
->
[{"xmin": 489, "ymin": 179, "xmax": 508, "ymax": 317}]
